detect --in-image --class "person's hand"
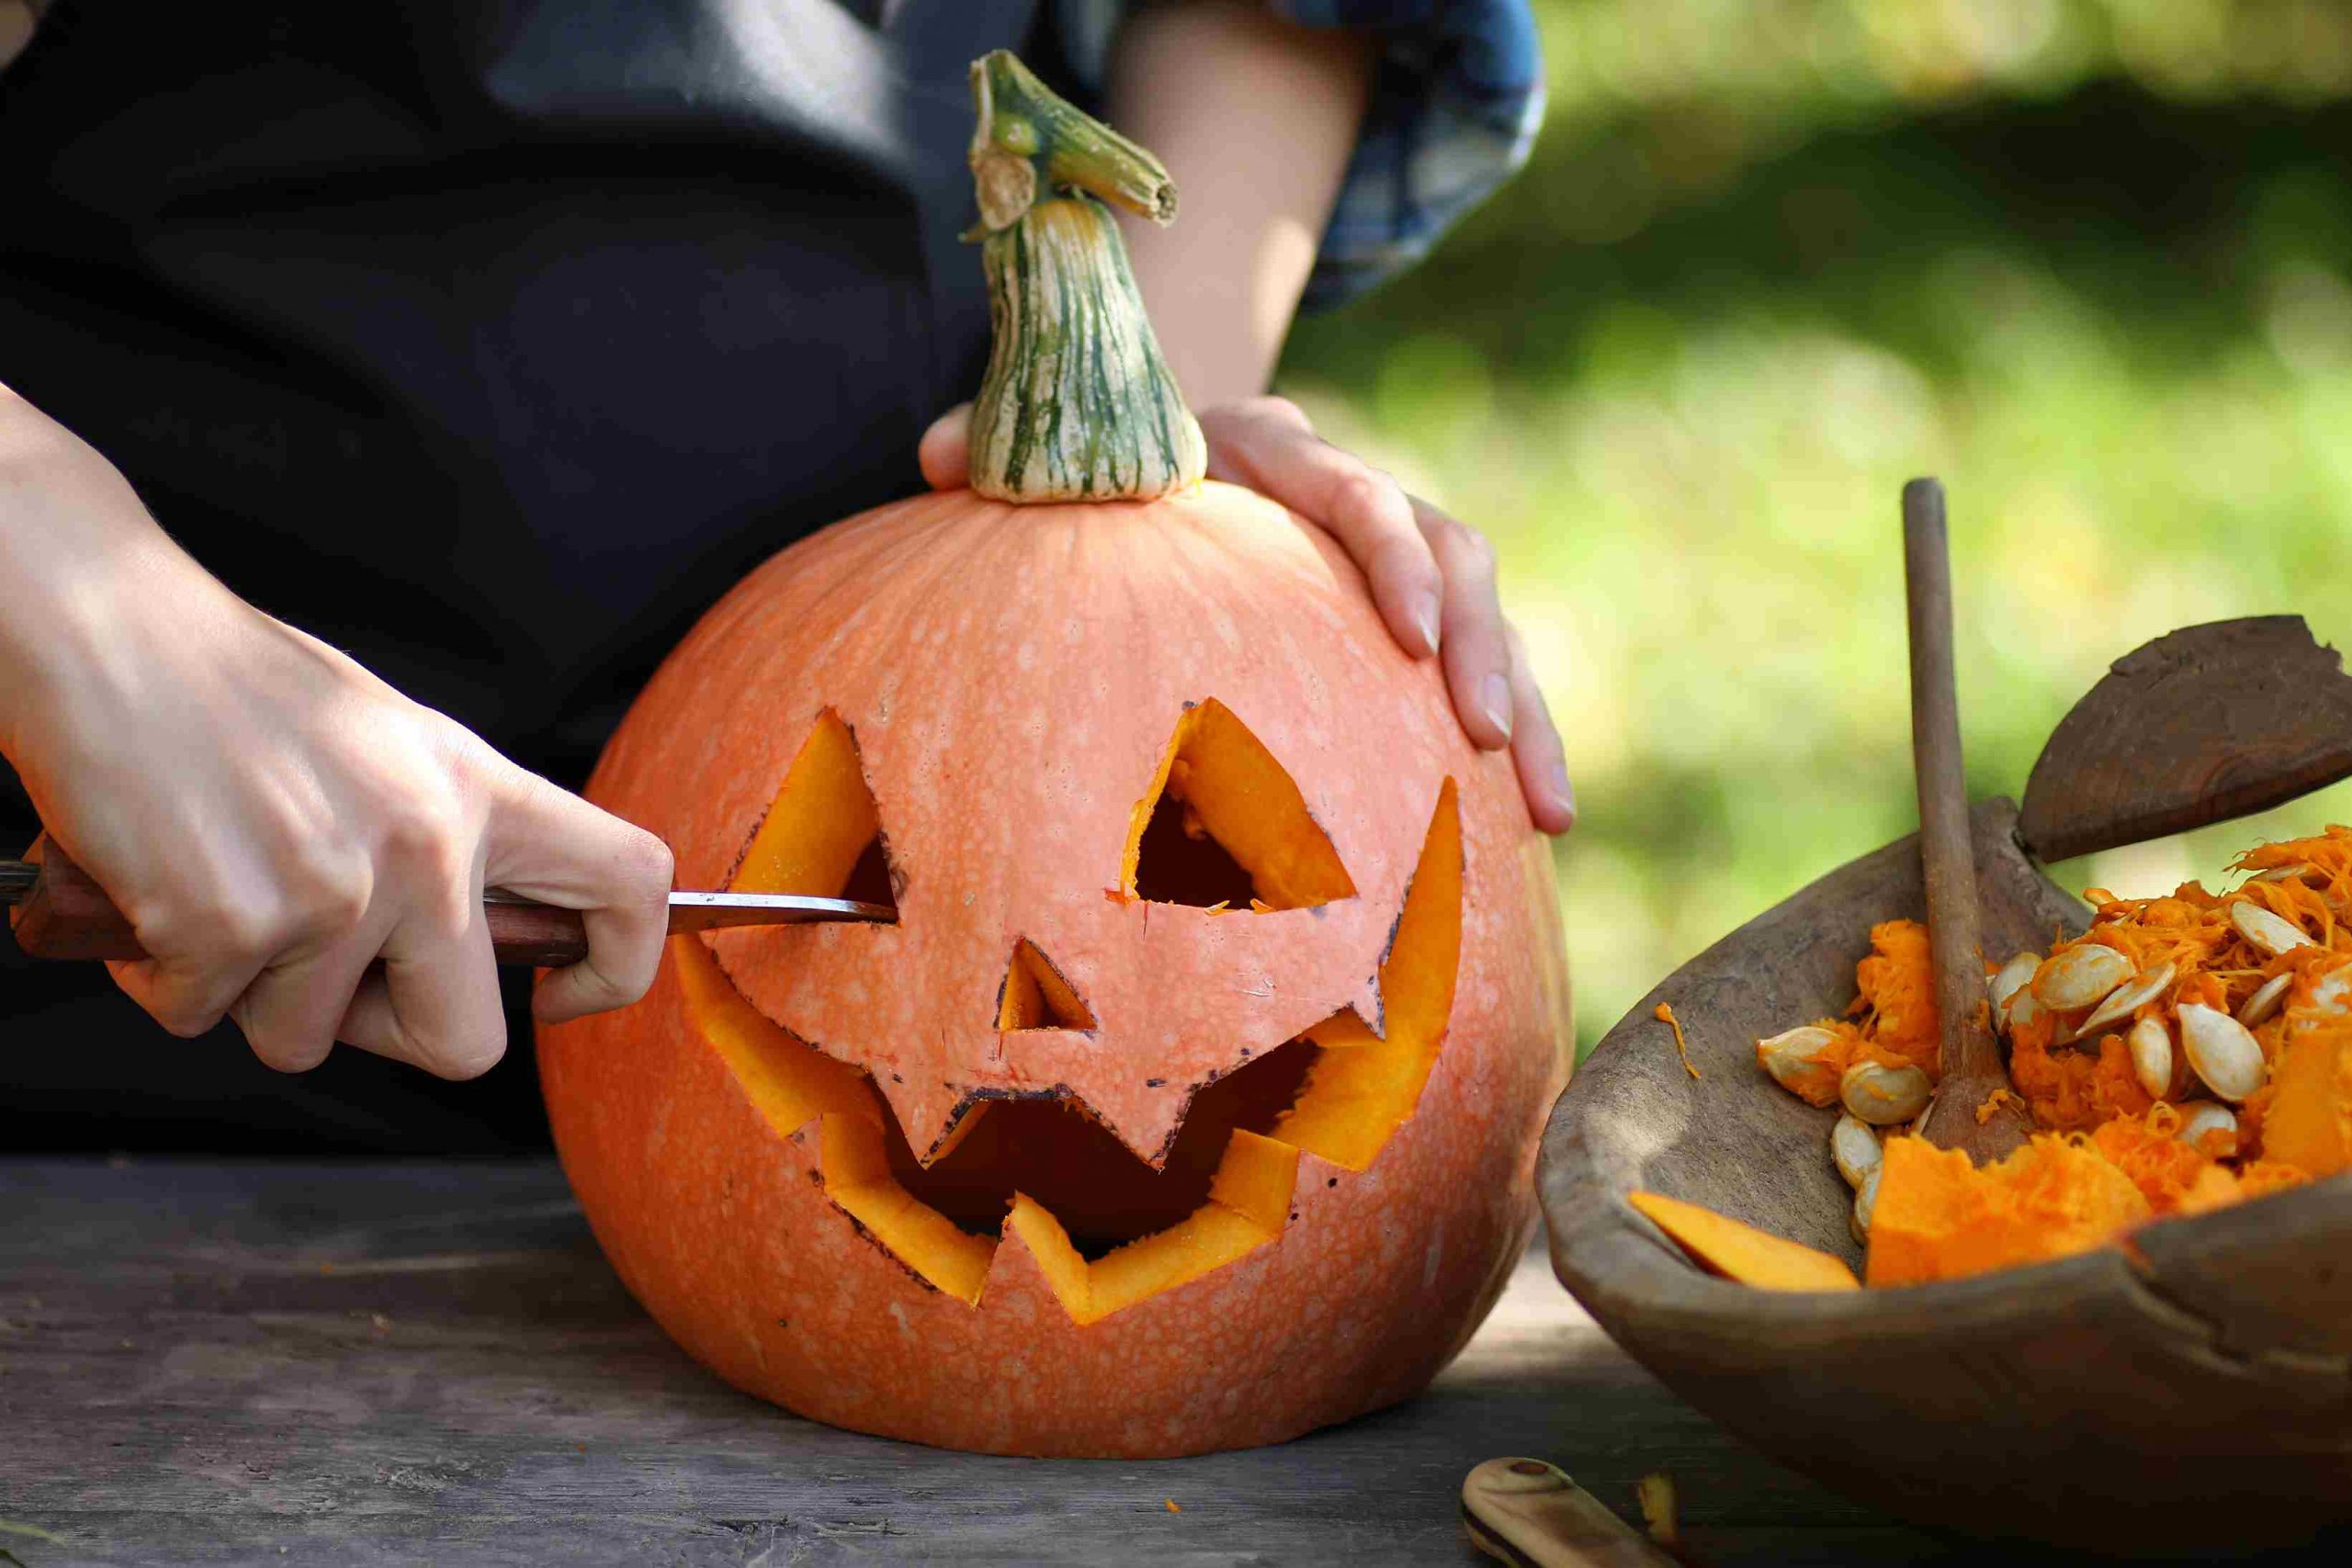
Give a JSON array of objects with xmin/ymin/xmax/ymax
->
[
  {"xmin": 920, "ymin": 398, "xmax": 1575, "ymax": 834},
  {"xmin": 0, "ymin": 388, "xmax": 674, "ymax": 1077}
]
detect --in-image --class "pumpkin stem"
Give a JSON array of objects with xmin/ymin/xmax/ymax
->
[{"xmin": 964, "ymin": 51, "xmax": 1206, "ymax": 503}]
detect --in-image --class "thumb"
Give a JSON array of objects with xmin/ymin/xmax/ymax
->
[{"xmin": 918, "ymin": 402, "xmax": 973, "ymax": 491}]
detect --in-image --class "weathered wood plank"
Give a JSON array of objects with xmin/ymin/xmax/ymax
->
[{"xmin": 0, "ymin": 1159, "xmax": 1954, "ymax": 1565}]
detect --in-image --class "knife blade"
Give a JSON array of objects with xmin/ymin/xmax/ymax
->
[{"xmin": 4, "ymin": 840, "xmax": 890, "ymax": 966}]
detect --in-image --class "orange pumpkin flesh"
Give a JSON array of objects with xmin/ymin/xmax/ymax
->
[{"xmin": 538, "ymin": 485, "xmax": 1570, "ymax": 1455}]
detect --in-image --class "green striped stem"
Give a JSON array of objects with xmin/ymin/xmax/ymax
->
[{"xmin": 964, "ymin": 51, "xmax": 1206, "ymax": 503}]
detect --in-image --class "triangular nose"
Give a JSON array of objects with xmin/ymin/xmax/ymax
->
[{"xmin": 996, "ymin": 937, "xmax": 1097, "ymax": 1032}]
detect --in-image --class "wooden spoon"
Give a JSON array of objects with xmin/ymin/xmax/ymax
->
[{"xmin": 1903, "ymin": 479, "xmax": 2035, "ymax": 1161}]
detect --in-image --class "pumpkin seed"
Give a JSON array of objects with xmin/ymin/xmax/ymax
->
[
  {"xmin": 1757, "ymin": 1025, "xmax": 1837, "ymax": 1093},
  {"xmin": 2031, "ymin": 943, "xmax": 2132, "ymax": 1010},
  {"xmin": 1850, "ymin": 1164, "xmax": 1882, "ymax": 1247},
  {"xmin": 2179, "ymin": 1003, "xmax": 2266, "ymax": 1102},
  {"xmin": 2128, "ymin": 1014, "xmax": 2173, "ymax": 1100},
  {"xmin": 2229, "ymin": 901, "xmax": 2312, "ymax": 958},
  {"xmin": 1830, "ymin": 1113, "xmax": 1882, "ymax": 1190},
  {"xmin": 2175, "ymin": 1101, "xmax": 2239, "ymax": 1156},
  {"xmin": 2077, "ymin": 961, "xmax": 2175, "ymax": 1039},
  {"xmin": 1840, "ymin": 1059, "xmax": 1932, "ymax": 1125},
  {"xmin": 2249, "ymin": 862, "xmax": 2318, "ymax": 886},
  {"xmin": 2237, "ymin": 972, "xmax": 2293, "ymax": 1029},
  {"xmin": 1987, "ymin": 952, "xmax": 2040, "ymax": 1020},
  {"xmin": 2005, "ymin": 986, "xmax": 2044, "ymax": 1036}
]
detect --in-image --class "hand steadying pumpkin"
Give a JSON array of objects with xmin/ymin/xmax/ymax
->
[
  {"xmin": 919, "ymin": 400, "xmax": 1575, "ymax": 835},
  {"xmin": 923, "ymin": 5, "xmax": 1572, "ymax": 835}
]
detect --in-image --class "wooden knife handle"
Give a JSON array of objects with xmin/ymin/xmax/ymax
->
[{"xmin": 8, "ymin": 837, "xmax": 594, "ymax": 966}]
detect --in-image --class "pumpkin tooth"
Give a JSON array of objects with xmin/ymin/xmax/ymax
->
[
  {"xmin": 2237, "ymin": 972, "xmax": 2293, "ymax": 1029},
  {"xmin": 2175, "ymin": 1101, "xmax": 2240, "ymax": 1157},
  {"xmin": 2128, "ymin": 1015, "xmax": 2174, "ymax": 1101},
  {"xmin": 2178, "ymin": 1003, "xmax": 2267, "ymax": 1102},
  {"xmin": 1830, "ymin": 1113, "xmax": 1882, "ymax": 1190},
  {"xmin": 1840, "ymin": 1060, "xmax": 1931, "ymax": 1126},
  {"xmin": 2030, "ymin": 943, "xmax": 2132, "ymax": 1011},
  {"xmin": 2077, "ymin": 961, "xmax": 2177, "ymax": 1039},
  {"xmin": 1986, "ymin": 952, "xmax": 2040, "ymax": 1021},
  {"xmin": 2229, "ymin": 900, "xmax": 2312, "ymax": 957}
]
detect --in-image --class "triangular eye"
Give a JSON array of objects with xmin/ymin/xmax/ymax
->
[
  {"xmin": 995, "ymin": 938, "xmax": 1097, "ymax": 1032},
  {"xmin": 730, "ymin": 708, "xmax": 900, "ymax": 913},
  {"xmin": 1122, "ymin": 699, "xmax": 1355, "ymax": 910}
]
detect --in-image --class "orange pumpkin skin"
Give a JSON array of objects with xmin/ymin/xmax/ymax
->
[{"xmin": 539, "ymin": 480, "xmax": 1572, "ymax": 1457}]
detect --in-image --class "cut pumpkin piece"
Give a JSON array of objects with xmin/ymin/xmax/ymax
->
[
  {"xmin": 1629, "ymin": 1190, "xmax": 1861, "ymax": 1292},
  {"xmin": 731, "ymin": 708, "xmax": 897, "ymax": 909},
  {"xmin": 1123, "ymin": 699, "xmax": 1355, "ymax": 910},
  {"xmin": 1272, "ymin": 779, "xmax": 1462, "ymax": 1170}
]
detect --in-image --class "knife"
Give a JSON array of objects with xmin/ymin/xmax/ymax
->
[{"xmin": 1, "ymin": 838, "xmax": 891, "ymax": 966}]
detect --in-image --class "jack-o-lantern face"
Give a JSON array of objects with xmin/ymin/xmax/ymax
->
[
  {"xmin": 684, "ymin": 693, "xmax": 1462, "ymax": 1321},
  {"xmin": 540, "ymin": 484, "xmax": 1568, "ymax": 1456}
]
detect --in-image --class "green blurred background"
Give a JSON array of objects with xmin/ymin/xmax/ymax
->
[{"xmin": 1278, "ymin": 0, "xmax": 2352, "ymax": 1062}]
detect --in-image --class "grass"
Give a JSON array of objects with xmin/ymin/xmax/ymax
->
[{"xmin": 1277, "ymin": 1, "xmax": 2352, "ymax": 1056}]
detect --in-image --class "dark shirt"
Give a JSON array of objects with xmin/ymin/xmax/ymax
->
[{"xmin": 1, "ymin": 0, "xmax": 1043, "ymax": 1150}]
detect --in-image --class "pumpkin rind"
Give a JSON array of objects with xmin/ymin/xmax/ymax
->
[{"xmin": 539, "ymin": 482, "xmax": 1570, "ymax": 1456}]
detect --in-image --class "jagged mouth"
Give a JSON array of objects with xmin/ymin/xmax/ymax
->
[
  {"xmin": 684, "ymin": 700, "xmax": 1462, "ymax": 1325},
  {"xmin": 678, "ymin": 785, "xmax": 1459, "ymax": 1326}
]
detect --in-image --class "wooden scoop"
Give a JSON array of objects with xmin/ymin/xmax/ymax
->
[{"xmin": 1902, "ymin": 479, "xmax": 2034, "ymax": 1160}]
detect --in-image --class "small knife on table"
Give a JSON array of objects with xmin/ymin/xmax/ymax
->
[{"xmin": 0, "ymin": 838, "xmax": 891, "ymax": 966}]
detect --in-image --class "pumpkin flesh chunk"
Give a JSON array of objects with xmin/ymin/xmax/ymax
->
[
  {"xmin": 1628, "ymin": 1190, "xmax": 1861, "ymax": 1292},
  {"xmin": 1866, "ymin": 1134, "xmax": 2152, "ymax": 1287},
  {"xmin": 2252, "ymin": 1021, "xmax": 2352, "ymax": 1180},
  {"xmin": 1123, "ymin": 699, "xmax": 1355, "ymax": 909},
  {"xmin": 695, "ymin": 716, "xmax": 1462, "ymax": 1322}
]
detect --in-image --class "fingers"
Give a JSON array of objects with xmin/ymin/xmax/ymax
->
[
  {"xmin": 1504, "ymin": 626, "xmax": 1577, "ymax": 835},
  {"xmin": 919, "ymin": 403, "xmax": 973, "ymax": 492},
  {"xmin": 105, "ymin": 853, "xmax": 366, "ymax": 1044},
  {"xmin": 481, "ymin": 767, "xmax": 674, "ymax": 1025},
  {"xmin": 1412, "ymin": 495, "xmax": 1512, "ymax": 750},
  {"xmin": 1201, "ymin": 398, "xmax": 1442, "ymax": 659},
  {"xmin": 335, "ymin": 881, "xmax": 508, "ymax": 1080},
  {"xmin": 230, "ymin": 938, "xmax": 383, "ymax": 1073}
]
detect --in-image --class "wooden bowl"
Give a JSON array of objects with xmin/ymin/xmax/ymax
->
[{"xmin": 1539, "ymin": 620, "xmax": 2352, "ymax": 1556}]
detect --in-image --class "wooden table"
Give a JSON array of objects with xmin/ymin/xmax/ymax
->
[{"xmin": 0, "ymin": 1159, "xmax": 2016, "ymax": 1563}]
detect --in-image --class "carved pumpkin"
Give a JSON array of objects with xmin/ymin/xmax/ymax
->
[{"xmin": 537, "ymin": 52, "xmax": 1571, "ymax": 1457}]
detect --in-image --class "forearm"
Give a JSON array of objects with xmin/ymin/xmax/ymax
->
[
  {"xmin": 0, "ymin": 385, "xmax": 216, "ymax": 760},
  {"xmin": 1108, "ymin": 0, "xmax": 1372, "ymax": 408}
]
